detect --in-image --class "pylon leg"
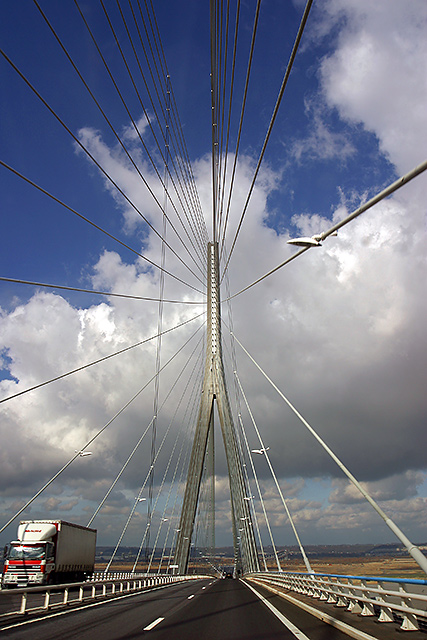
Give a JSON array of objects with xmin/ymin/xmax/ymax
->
[{"xmin": 174, "ymin": 243, "xmax": 259, "ymax": 574}]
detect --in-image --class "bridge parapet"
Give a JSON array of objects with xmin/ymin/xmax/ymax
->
[
  {"xmin": 246, "ymin": 571, "xmax": 427, "ymax": 632},
  {"xmin": 0, "ymin": 574, "xmax": 210, "ymax": 618}
]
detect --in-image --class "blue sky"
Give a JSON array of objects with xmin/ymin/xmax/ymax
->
[
  {"xmin": 0, "ymin": 0, "xmax": 395, "ymax": 301},
  {"xmin": 1, "ymin": 0, "xmax": 426, "ymax": 555}
]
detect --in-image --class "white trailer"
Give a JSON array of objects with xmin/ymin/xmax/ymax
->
[{"xmin": 2, "ymin": 520, "xmax": 96, "ymax": 588}]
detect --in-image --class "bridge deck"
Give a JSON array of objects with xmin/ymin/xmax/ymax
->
[
  {"xmin": 2, "ymin": 577, "xmax": 426, "ymax": 639},
  {"xmin": 249, "ymin": 580, "xmax": 427, "ymax": 640}
]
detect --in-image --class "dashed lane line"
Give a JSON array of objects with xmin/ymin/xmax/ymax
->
[
  {"xmin": 143, "ymin": 617, "xmax": 165, "ymax": 631},
  {"xmin": 0, "ymin": 582, "xmax": 201, "ymax": 632},
  {"xmin": 142, "ymin": 581, "xmax": 211, "ymax": 632}
]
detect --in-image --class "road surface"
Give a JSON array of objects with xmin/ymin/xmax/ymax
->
[{"xmin": 0, "ymin": 577, "xmax": 414, "ymax": 639}]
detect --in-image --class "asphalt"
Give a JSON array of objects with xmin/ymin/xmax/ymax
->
[{"xmin": 2, "ymin": 577, "xmax": 424, "ymax": 639}]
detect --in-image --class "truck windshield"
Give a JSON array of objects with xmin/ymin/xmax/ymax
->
[{"xmin": 8, "ymin": 545, "xmax": 46, "ymax": 560}]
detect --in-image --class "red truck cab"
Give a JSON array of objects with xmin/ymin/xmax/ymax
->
[{"xmin": 3, "ymin": 541, "xmax": 55, "ymax": 587}]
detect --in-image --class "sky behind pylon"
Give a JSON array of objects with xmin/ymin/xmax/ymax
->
[{"xmin": 1, "ymin": 0, "xmax": 426, "ymax": 550}]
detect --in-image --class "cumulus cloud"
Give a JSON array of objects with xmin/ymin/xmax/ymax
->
[{"xmin": 318, "ymin": 0, "xmax": 427, "ymax": 172}]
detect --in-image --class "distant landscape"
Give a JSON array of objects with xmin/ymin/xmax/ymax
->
[
  {"xmin": 2, "ymin": 542, "xmax": 424, "ymax": 580},
  {"xmin": 94, "ymin": 543, "xmax": 427, "ymax": 580}
]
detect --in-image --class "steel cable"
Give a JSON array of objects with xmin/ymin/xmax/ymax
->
[
  {"xmin": 135, "ymin": 0, "xmax": 209, "ymax": 253},
  {"xmin": 1, "ymin": 47, "xmax": 205, "ymax": 288},
  {"xmin": 117, "ymin": 10, "xmax": 207, "ymax": 266},
  {"xmin": 225, "ymin": 159, "xmax": 427, "ymax": 302},
  {"xmin": 0, "ymin": 276, "xmax": 203, "ymax": 304},
  {"xmin": 88, "ymin": 333, "xmax": 204, "ymax": 529},
  {"xmin": 125, "ymin": 0, "xmax": 208, "ymax": 254},
  {"xmin": 0, "ymin": 159, "xmax": 205, "ymax": 295},
  {"xmin": 129, "ymin": 340, "xmax": 206, "ymax": 571},
  {"xmin": 73, "ymin": 0, "xmax": 206, "ymax": 278},
  {"xmin": 0, "ymin": 311, "xmax": 205, "ymax": 405},
  {"xmin": 100, "ymin": 0, "xmax": 207, "ymax": 271},
  {"xmin": 144, "ymin": 0, "xmax": 209, "ymax": 248},
  {"xmin": 217, "ymin": 0, "xmax": 240, "ymax": 247},
  {"xmin": 218, "ymin": 0, "xmax": 261, "ymax": 260},
  {"xmin": 220, "ymin": 0, "xmax": 314, "ymax": 280},
  {"xmin": 0, "ymin": 318, "xmax": 205, "ymax": 536}
]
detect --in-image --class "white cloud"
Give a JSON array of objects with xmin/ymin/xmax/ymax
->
[
  {"xmin": 319, "ymin": 0, "xmax": 427, "ymax": 172},
  {"xmin": 2, "ymin": 142, "xmax": 427, "ymax": 545},
  {"xmin": 121, "ymin": 114, "xmax": 152, "ymax": 143},
  {"xmin": 291, "ymin": 100, "xmax": 355, "ymax": 162}
]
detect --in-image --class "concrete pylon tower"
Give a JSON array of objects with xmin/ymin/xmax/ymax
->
[{"xmin": 174, "ymin": 242, "xmax": 260, "ymax": 574}]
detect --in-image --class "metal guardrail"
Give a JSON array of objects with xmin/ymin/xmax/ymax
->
[
  {"xmin": 247, "ymin": 571, "xmax": 427, "ymax": 632},
  {"xmin": 0, "ymin": 573, "xmax": 208, "ymax": 617}
]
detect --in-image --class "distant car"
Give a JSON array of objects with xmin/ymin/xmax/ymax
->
[{"xmin": 225, "ymin": 572, "xmax": 233, "ymax": 579}]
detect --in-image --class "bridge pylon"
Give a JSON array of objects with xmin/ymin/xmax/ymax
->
[{"xmin": 174, "ymin": 242, "xmax": 260, "ymax": 575}]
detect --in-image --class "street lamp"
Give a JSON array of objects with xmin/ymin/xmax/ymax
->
[{"xmin": 287, "ymin": 235, "xmax": 322, "ymax": 247}]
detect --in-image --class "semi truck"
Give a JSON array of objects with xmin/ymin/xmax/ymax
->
[{"xmin": 2, "ymin": 520, "xmax": 97, "ymax": 588}]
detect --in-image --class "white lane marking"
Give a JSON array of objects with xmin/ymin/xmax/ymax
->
[
  {"xmin": 187, "ymin": 594, "xmax": 195, "ymax": 599},
  {"xmin": 244, "ymin": 580, "xmax": 311, "ymax": 640},
  {"xmin": 202, "ymin": 586, "xmax": 206, "ymax": 589},
  {"xmin": 0, "ymin": 582, "xmax": 178, "ymax": 632},
  {"xmin": 247, "ymin": 579, "xmax": 379, "ymax": 640},
  {"xmin": 143, "ymin": 617, "xmax": 165, "ymax": 631}
]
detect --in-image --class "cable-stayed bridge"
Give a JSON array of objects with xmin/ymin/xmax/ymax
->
[{"xmin": 1, "ymin": 1, "xmax": 427, "ymax": 637}]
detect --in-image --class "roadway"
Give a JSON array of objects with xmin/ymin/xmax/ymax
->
[{"xmin": 0, "ymin": 577, "xmax": 409, "ymax": 639}]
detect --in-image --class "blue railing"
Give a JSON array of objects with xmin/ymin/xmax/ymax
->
[{"xmin": 246, "ymin": 570, "xmax": 427, "ymax": 632}]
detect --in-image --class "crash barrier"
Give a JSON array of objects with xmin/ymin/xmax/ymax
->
[
  {"xmin": 246, "ymin": 571, "xmax": 427, "ymax": 632},
  {"xmin": 0, "ymin": 574, "xmax": 208, "ymax": 617}
]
